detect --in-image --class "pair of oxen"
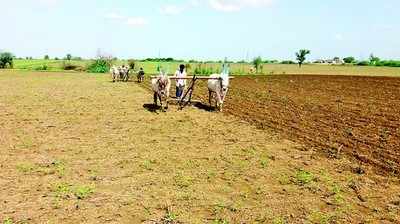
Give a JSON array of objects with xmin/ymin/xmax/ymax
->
[
  {"xmin": 151, "ymin": 70, "xmax": 230, "ymax": 112},
  {"xmin": 110, "ymin": 65, "xmax": 130, "ymax": 82}
]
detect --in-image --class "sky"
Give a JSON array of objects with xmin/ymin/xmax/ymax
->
[{"xmin": 1, "ymin": 0, "xmax": 399, "ymax": 61}]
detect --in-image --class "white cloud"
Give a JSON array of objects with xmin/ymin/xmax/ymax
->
[
  {"xmin": 160, "ymin": 5, "xmax": 184, "ymax": 15},
  {"xmin": 126, "ymin": 17, "xmax": 148, "ymax": 27},
  {"xmin": 209, "ymin": 0, "xmax": 273, "ymax": 12}
]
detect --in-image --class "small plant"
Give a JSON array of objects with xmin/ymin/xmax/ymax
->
[
  {"xmin": 278, "ymin": 174, "xmax": 291, "ymax": 185},
  {"xmin": 142, "ymin": 160, "xmax": 155, "ymax": 171},
  {"xmin": 52, "ymin": 160, "xmax": 66, "ymax": 177},
  {"xmin": 260, "ymin": 157, "xmax": 269, "ymax": 168},
  {"xmin": 213, "ymin": 219, "xmax": 229, "ymax": 224},
  {"xmin": 272, "ymin": 217, "xmax": 286, "ymax": 224},
  {"xmin": 3, "ymin": 218, "xmax": 13, "ymax": 224},
  {"xmin": 330, "ymin": 184, "xmax": 344, "ymax": 205},
  {"xmin": 16, "ymin": 163, "xmax": 36, "ymax": 173},
  {"xmin": 52, "ymin": 183, "xmax": 94, "ymax": 200},
  {"xmin": 295, "ymin": 169, "xmax": 314, "ymax": 185},
  {"xmin": 73, "ymin": 185, "xmax": 94, "ymax": 199},
  {"xmin": 308, "ymin": 211, "xmax": 337, "ymax": 224},
  {"xmin": 173, "ymin": 173, "xmax": 193, "ymax": 188},
  {"xmin": 53, "ymin": 183, "xmax": 72, "ymax": 199},
  {"xmin": 163, "ymin": 211, "xmax": 177, "ymax": 223}
]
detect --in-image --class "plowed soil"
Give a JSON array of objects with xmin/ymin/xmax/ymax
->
[
  {"xmin": 2, "ymin": 71, "xmax": 400, "ymax": 223},
  {"xmin": 194, "ymin": 75, "xmax": 400, "ymax": 175}
]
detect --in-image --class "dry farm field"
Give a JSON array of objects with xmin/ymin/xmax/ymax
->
[{"xmin": 1, "ymin": 70, "xmax": 400, "ymax": 223}]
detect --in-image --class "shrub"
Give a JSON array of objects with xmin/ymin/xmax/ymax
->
[
  {"xmin": 62, "ymin": 62, "xmax": 78, "ymax": 71},
  {"xmin": 0, "ymin": 52, "xmax": 14, "ymax": 68},
  {"xmin": 281, "ymin": 60, "xmax": 295, "ymax": 64},
  {"xmin": 356, "ymin": 61, "xmax": 369, "ymax": 66},
  {"xmin": 194, "ymin": 66, "xmax": 201, "ymax": 75},
  {"xmin": 34, "ymin": 65, "xmax": 48, "ymax": 71},
  {"xmin": 343, "ymin": 57, "xmax": 355, "ymax": 64},
  {"xmin": 87, "ymin": 58, "xmax": 111, "ymax": 73},
  {"xmin": 376, "ymin": 60, "xmax": 400, "ymax": 67}
]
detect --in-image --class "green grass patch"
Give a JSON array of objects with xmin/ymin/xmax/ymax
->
[
  {"xmin": 52, "ymin": 183, "xmax": 94, "ymax": 200},
  {"xmin": 3, "ymin": 218, "xmax": 14, "ymax": 224},
  {"xmin": 294, "ymin": 170, "xmax": 315, "ymax": 185}
]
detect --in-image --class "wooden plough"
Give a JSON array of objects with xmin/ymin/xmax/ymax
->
[{"xmin": 150, "ymin": 75, "xmax": 234, "ymax": 109}]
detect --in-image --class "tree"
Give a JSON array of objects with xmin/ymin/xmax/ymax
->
[
  {"xmin": 128, "ymin": 60, "xmax": 136, "ymax": 70},
  {"xmin": 295, "ymin": 49, "xmax": 311, "ymax": 67},
  {"xmin": 343, "ymin": 57, "xmax": 356, "ymax": 64},
  {"xmin": 44, "ymin": 55, "xmax": 49, "ymax": 60},
  {"xmin": 369, "ymin": 54, "xmax": 380, "ymax": 65},
  {"xmin": 252, "ymin": 56, "xmax": 263, "ymax": 73},
  {"xmin": 66, "ymin": 54, "xmax": 72, "ymax": 60},
  {"xmin": 0, "ymin": 52, "xmax": 14, "ymax": 69}
]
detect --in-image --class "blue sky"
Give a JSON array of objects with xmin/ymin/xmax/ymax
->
[{"xmin": 1, "ymin": 0, "xmax": 399, "ymax": 61}]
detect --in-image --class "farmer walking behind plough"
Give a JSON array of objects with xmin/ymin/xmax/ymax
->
[{"xmin": 175, "ymin": 64, "xmax": 187, "ymax": 100}]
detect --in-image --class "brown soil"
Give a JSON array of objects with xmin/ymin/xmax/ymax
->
[{"xmin": 193, "ymin": 75, "xmax": 400, "ymax": 175}]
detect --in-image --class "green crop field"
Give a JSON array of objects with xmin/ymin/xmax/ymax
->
[{"xmin": 12, "ymin": 59, "xmax": 400, "ymax": 77}]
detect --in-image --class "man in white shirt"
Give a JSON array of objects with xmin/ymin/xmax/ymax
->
[{"xmin": 175, "ymin": 64, "xmax": 187, "ymax": 99}]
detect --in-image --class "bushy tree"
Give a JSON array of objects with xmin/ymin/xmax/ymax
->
[
  {"xmin": 252, "ymin": 56, "xmax": 263, "ymax": 73},
  {"xmin": 343, "ymin": 57, "xmax": 356, "ymax": 64},
  {"xmin": 66, "ymin": 54, "xmax": 72, "ymax": 60},
  {"xmin": 295, "ymin": 49, "xmax": 311, "ymax": 67},
  {"xmin": 44, "ymin": 55, "xmax": 49, "ymax": 60},
  {"xmin": 0, "ymin": 52, "xmax": 14, "ymax": 68}
]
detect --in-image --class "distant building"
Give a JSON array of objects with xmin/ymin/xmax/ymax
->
[{"xmin": 314, "ymin": 58, "xmax": 344, "ymax": 64}]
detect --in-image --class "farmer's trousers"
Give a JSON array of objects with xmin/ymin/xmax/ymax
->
[{"xmin": 176, "ymin": 85, "xmax": 185, "ymax": 99}]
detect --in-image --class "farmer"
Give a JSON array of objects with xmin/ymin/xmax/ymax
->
[
  {"xmin": 175, "ymin": 64, "xmax": 187, "ymax": 99},
  {"xmin": 138, "ymin": 67, "xmax": 145, "ymax": 83}
]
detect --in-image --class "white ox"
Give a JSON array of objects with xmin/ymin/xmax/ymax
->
[
  {"xmin": 208, "ymin": 71, "xmax": 230, "ymax": 111},
  {"xmin": 151, "ymin": 72, "xmax": 171, "ymax": 111},
  {"xmin": 110, "ymin": 65, "xmax": 130, "ymax": 82}
]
